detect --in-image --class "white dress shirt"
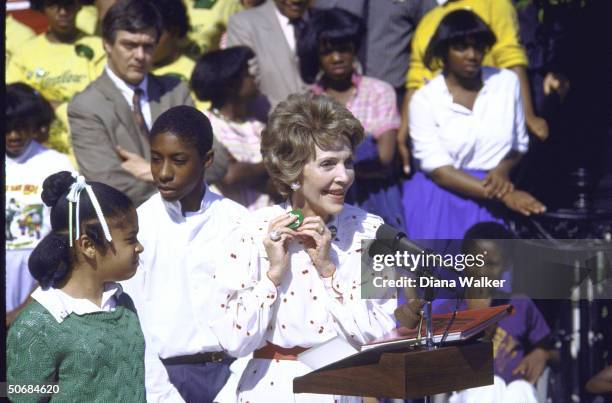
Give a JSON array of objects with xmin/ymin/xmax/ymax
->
[
  {"xmin": 409, "ymin": 67, "xmax": 528, "ymax": 173},
  {"xmin": 32, "ymin": 283, "xmax": 122, "ymax": 323},
  {"xmin": 121, "ymin": 186, "xmax": 250, "ymax": 403},
  {"xmin": 274, "ymin": 6, "xmax": 297, "ymax": 53},
  {"xmin": 105, "ymin": 65, "xmax": 152, "ymax": 129}
]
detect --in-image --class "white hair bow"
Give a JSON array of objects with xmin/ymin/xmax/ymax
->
[{"xmin": 67, "ymin": 172, "xmax": 112, "ymax": 247}]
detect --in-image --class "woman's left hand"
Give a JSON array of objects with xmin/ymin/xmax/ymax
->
[
  {"xmin": 297, "ymin": 216, "xmax": 335, "ymax": 278},
  {"xmin": 483, "ymin": 169, "xmax": 514, "ymax": 199}
]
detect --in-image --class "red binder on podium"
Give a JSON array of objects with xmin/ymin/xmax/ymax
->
[{"xmin": 293, "ymin": 305, "xmax": 513, "ymax": 398}]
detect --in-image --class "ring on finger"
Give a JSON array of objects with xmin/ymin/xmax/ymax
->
[
  {"xmin": 317, "ymin": 225, "xmax": 325, "ymax": 235},
  {"xmin": 269, "ymin": 228, "xmax": 281, "ymax": 242}
]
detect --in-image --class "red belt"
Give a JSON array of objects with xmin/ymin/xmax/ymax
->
[{"xmin": 253, "ymin": 342, "xmax": 309, "ymax": 361}]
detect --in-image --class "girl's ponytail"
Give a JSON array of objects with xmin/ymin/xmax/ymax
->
[
  {"xmin": 28, "ymin": 232, "xmax": 71, "ymax": 289},
  {"xmin": 28, "ymin": 171, "xmax": 135, "ymax": 289}
]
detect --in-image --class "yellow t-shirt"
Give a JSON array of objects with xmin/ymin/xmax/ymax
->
[
  {"xmin": 183, "ymin": 0, "xmax": 243, "ymax": 58},
  {"xmin": 152, "ymin": 54, "xmax": 211, "ymax": 110},
  {"xmin": 152, "ymin": 54, "xmax": 196, "ymax": 83},
  {"xmin": 44, "ymin": 102, "xmax": 78, "ymax": 169},
  {"xmin": 407, "ymin": 0, "xmax": 528, "ymax": 90},
  {"xmin": 76, "ymin": 5, "xmax": 99, "ymax": 36},
  {"xmin": 6, "ymin": 32, "xmax": 106, "ymax": 104},
  {"xmin": 5, "ymin": 15, "xmax": 36, "ymax": 66}
]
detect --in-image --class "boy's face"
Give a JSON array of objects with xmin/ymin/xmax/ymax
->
[
  {"xmin": 150, "ymin": 132, "xmax": 213, "ymax": 210},
  {"xmin": 6, "ymin": 128, "xmax": 35, "ymax": 158},
  {"xmin": 44, "ymin": 0, "xmax": 80, "ymax": 36},
  {"xmin": 466, "ymin": 239, "xmax": 506, "ymax": 281}
]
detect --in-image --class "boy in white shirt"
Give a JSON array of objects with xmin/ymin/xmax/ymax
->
[{"xmin": 121, "ymin": 106, "xmax": 250, "ymax": 403}]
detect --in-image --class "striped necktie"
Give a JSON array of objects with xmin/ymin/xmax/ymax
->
[{"xmin": 132, "ymin": 88, "xmax": 149, "ymax": 136}]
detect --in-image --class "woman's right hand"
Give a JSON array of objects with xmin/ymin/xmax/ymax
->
[
  {"xmin": 483, "ymin": 168, "xmax": 514, "ymax": 199},
  {"xmin": 501, "ymin": 190, "xmax": 547, "ymax": 216},
  {"xmin": 263, "ymin": 213, "xmax": 299, "ymax": 285}
]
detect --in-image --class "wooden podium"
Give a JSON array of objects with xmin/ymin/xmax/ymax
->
[{"xmin": 294, "ymin": 341, "xmax": 493, "ymax": 399}]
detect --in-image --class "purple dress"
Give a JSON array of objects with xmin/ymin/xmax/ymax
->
[
  {"xmin": 402, "ymin": 169, "xmax": 506, "ymax": 239},
  {"xmin": 347, "ymin": 136, "xmax": 405, "ymax": 228},
  {"xmin": 402, "ymin": 68, "xmax": 528, "ymax": 240}
]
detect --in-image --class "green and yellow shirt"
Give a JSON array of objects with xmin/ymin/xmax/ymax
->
[{"xmin": 6, "ymin": 32, "xmax": 106, "ymax": 104}]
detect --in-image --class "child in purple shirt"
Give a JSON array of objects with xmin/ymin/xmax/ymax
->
[{"xmin": 438, "ymin": 222, "xmax": 555, "ymax": 402}]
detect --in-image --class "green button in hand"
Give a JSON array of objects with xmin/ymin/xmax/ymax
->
[{"xmin": 287, "ymin": 209, "xmax": 304, "ymax": 229}]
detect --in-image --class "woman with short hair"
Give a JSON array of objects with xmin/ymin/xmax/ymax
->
[
  {"xmin": 403, "ymin": 9, "xmax": 546, "ymax": 240},
  {"xmin": 298, "ymin": 8, "xmax": 405, "ymax": 229},
  {"xmin": 211, "ymin": 93, "xmax": 396, "ymax": 402}
]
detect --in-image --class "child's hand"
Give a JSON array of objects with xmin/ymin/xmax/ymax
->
[
  {"xmin": 394, "ymin": 299, "xmax": 425, "ymax": 329},
  {"xmin": 482, "ymin": 169, "xmax": 514, "ymax": 199},
  {"xmin": 513, "ymin": 347, "xmax": 550, "ymax": 384},
  {"xmin": 501, "ymin": 190, "xmax": 547, "ymax": 216}
]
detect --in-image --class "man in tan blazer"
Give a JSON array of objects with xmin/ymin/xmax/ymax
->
[
  {"xmin": 69, "ymin": 0, "xmax": 226, "ymax": 206},
  {"xmin": 226, "ymin": 0, "xmax": 309, "ymax": 109}
]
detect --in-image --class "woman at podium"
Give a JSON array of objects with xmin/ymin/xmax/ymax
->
[{"xmin": 210, "ymin": 93, "xmax": 397, "ymax": 402}]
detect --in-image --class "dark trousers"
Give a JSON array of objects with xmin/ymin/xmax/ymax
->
[{"xmin": 164, "ymin": 359, "xmax": 234, "ymax": 403}]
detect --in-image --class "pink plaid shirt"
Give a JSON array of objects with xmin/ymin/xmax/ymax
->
[
  {"xmin": 311, "ymin": 74, "xmax": 400, "ymax": 138},
  {"xmin": 204, "ymin": 110, "xmax": 271, "ymax": 211}
]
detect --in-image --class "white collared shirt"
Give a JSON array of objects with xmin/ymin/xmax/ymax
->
[
  {"xmin": 409, "ymin": 67, "xmax": 528, "ymax": 173},
  {"xmin": 31, "ymin": 283, "xmax": 123, "ymax": 323},
  {"xmin": 121, "ymin": 186, "xmax": 251, "ymax": 402},
  {"xmin": 105, "ymin": 65, "xmax": 152, "ymax": 129},
  {"xmin": 274, "ymin": 5, "xmax": 297, "ymax": 53}
]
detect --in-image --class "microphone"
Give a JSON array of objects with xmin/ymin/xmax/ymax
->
[
  {"xmin": 369, "ymin": 224, "xmax": 432, "ymax": 257},
  {"xmin": 368, "ymin": 224, "xmax": 459, "ymax": 302}
]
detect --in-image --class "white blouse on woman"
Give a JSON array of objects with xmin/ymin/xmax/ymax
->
[
  {"xmin": 409, "ymin": 66, "xmax": 529, "ymax": 174},
  {"xmin": 210, "ymin": 203, "xmax": 397, "ymax": 402}
]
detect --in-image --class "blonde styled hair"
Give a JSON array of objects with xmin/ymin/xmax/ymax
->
[{"xmin": 261, "ymin": 93, "xmax": 364, "ymax": 197}]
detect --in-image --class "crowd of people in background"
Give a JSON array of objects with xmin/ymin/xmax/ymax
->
[{"xmin": 5, "ymin": 0, "xmax": 612, "ymax": 402}]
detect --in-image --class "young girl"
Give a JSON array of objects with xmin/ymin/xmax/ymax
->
[
  {"xmin": 6, "ymin": 83, "xmax": 73, "ymax": 319},
  {"xmin": 403, "ymin": 10, "xmax": 546, "ymax": 240},
  {"xmin": 7, "ymin": 171, "xmax": 146, "ymax": 402},
  {"xmin": 191, "ymin": 45, "xmax": 273, "ymax": 210}
]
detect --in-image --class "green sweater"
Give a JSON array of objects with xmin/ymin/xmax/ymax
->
[{"xmin": 7, "ymin": 294, "xmax": 146, "ymax": 403}]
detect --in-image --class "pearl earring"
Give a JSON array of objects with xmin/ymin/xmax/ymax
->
[{"xmin": 290, "ymin": 182, "xmax": 301, "ymax": 191}]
